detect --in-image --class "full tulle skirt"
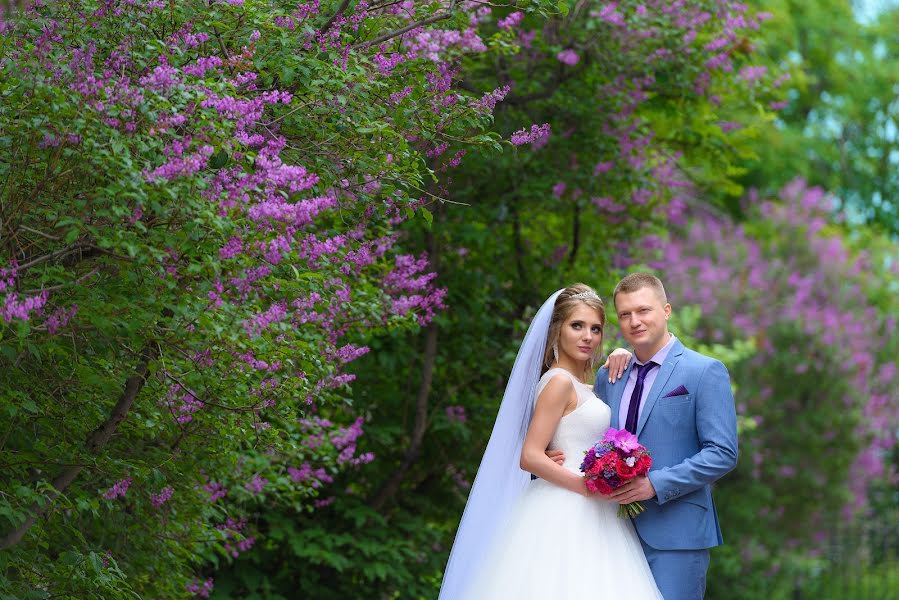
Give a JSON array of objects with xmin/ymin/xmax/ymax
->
[{"xmin": 463, "ymin": 477, "xmax": 663, "ymax": 600}]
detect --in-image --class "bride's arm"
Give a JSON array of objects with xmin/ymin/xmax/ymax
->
[{"xmin": 520, "ymin": 375, "xmax": 589, "ymax": 496}]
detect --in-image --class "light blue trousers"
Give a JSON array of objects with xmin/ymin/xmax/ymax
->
[{"xmin": 640, "ymin": 539, "xmax": 710, "ymax": 600}]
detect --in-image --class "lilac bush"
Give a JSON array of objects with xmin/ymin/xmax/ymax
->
[{"xmin": 0, "ymin": 0, "xmax": 529, "ymax": 595}]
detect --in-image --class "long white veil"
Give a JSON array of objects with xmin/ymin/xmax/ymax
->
[{"xmin": 438, "ymin": 290, "xmax": 563, "ymax": 600}]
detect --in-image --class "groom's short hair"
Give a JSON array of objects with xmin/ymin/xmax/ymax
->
[{"xmin": 613, "ymin": 272, "xmax": 668, "ymax": 306}]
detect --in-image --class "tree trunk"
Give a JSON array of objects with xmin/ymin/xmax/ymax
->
[
  {"xmin": 0, "ymin": 347, "xmax": 155, "ymax": 550},
  {"xmin": 370, "ymin": 324, "xmax": 439, "ymax": 511}
]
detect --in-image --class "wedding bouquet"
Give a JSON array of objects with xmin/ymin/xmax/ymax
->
[{"xmin": 579, "ymin": 427, "xmax": 652, "ymax": 518}]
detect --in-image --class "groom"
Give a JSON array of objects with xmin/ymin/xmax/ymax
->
[{"xmin": 594, "ymin": 273, "xmax": 738, "ymax": 599}]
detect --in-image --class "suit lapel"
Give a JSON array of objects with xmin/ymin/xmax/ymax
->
[{"xmin": 635, "ymin": 340, "xmax": 685, "ymax": 437}]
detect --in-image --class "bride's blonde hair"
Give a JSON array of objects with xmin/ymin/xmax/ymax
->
[{"xmin": 542, "ymin": 283, "xmax": 605, "ymax": 377}]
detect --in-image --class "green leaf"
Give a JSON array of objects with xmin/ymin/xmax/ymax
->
[
  {"xmin": 419, "ymin": 207, "xmax": 433, "ymax": 228},
  {"xmin": 209, "ymin": 149, "xmax": 229, "ymax": 169}
]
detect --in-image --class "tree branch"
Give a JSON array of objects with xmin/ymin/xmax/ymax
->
[
  {"xmin": 510, "ymin": 200, "xmax": 528, "ymax": 292},
  {"xmin": 23, "ymin": 266, "xmax": 100, "ymax": 294},
  {"xmin": 353, "ymin": 0, "xmax": 457, "ymax": 49},
  {"xmin": 370, "ymin": 323, "xmax": 438, "ymax": 511},
  {"xmin": 320, "ymin": 0, "xmax": 352, "ymax": 34},
  {"xmin": 0, "ymin": 346, "xmax": 156, "ymax": 550},
  {"xmin": 501, "ymin": 59, "xmax": 590, "ymax": 106},
  {"xmin": 16, "ymin": 242, "xmax": 133, "ymax": 273},
  {"xmin": 566, "ymin": 202, "xmax": 581, "ymax": 268},
  {"xmin": 15, "ymin": 243, "xmax": 88, "ymax": 271}
]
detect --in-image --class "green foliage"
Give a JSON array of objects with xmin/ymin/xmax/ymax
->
[
  {"xmin": 744, "ymin": 0, "xmax": 899, "ymax": 232},
  {"xmin": 0, "ymin": 0, "xmax": 533, "ymax": 596}
]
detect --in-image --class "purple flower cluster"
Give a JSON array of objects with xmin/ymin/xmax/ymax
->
[
  {"xmin": 510, "ymin": 123, "xmax": 552, "ymax": 147},
  {"xmin": 186, "ymin": 578, "xmax": 214, "ymax": 598},
  {"xmin": 288, "ymin": 463, "xmax": 334, "ymax": 488},
  {"xmin": 2, "ymin": 289, "xmax": 49, "ymax": 324},
  {"xmin": 470, "ymin": 85, "xmax": 510, "ymax": 113},
  {"xmin": 1, "ymin": 263, "xmax": 50, "ymax": 324},
  {"xmin": 382, "ymin": 254, "xmax": 447, "ymax": 325},
  {"xmin": 162, "ymin": 384, "xmax": 205, "ymax": 425},
  {"xmin": 103, "ymin": 478, "xmax": 132, "ymax": 500},
  {"xmin": 203, "ymin": 481, "xmax": 227, "ymax": 503},
  {"xmin": 314, "ymin": 496, "xmax": 336, "ymax": 508},
  {"xmin": 497, "ymin": 11, "xmax": 524, "ymax": 31},
  {"xmin": 146, "ymin": 145, "xmax": 214, "ymax": 182},
  {"xmin": 389, "ymin": 86, "xmax": 414, "ymax": 104},
  {"xmin": 556, "ymin": 49, "xmax": 579, "ymax": 65},
  {"xmin": 332, "ymin": 344, "xmax": 370, "ymax": 364},
  {"xmin": 447, "ymin": 464, "xmax": 471, "ymax": 490},
  {"xmin": 445, "ymin": 405, "xmax": 467, "ymax": 423},
  {"xmin": 150, "ymin": 486, "xmax": 174, "ymax": 508},
  {"xmin": 404, "ymin": 16, "xmax": 487, "ymax": 62},
  {"xmin": 331, "ymin": 417, "xmax": 375, "ymax": 466},
  {"xmin": 242, "ymin": 302, "xmax": 288, "ymax": 338},
  {"xmin": 739, "ymin": 65, "xmax": 768, "ymax": 84},
  {"xmin": 595, "ymin": 2, "xmax": 626, "ymax": 26},
  {"xmin": 245, "ymin": 474, "xmax": 268, "ymax": 494}
]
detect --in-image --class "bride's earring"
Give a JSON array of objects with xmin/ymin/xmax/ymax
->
[{"xmin": 552, "ymin": 344, "xmax": 559, "ymax": 364}]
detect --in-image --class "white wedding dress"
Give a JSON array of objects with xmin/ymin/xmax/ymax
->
[{"xmin": 463, "ymin": 368, "xmax": 663, "ymax": 600}]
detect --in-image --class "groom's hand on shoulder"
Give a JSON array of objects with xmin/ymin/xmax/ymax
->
[
  {"xmin": 545, "ymin": 449, "xmax": 566, "ymax": 465},
  {"xmin": 609, "ymin": 476, "xmax": 656, "ymax": 504}
]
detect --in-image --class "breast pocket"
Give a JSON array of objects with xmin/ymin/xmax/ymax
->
[{"xmin": 656, "ymin": 395, "xmax": 693, "ymax": 427}]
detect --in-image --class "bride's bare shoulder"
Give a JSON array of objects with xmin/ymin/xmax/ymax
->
[{"xmin": 535, "ymin": 372, "xmax": 576, "ymax": 410}]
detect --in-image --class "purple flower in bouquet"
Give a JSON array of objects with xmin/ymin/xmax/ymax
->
[{"xmin": 602, "ymin": 427, "xmax": 640, "ymax": 452}]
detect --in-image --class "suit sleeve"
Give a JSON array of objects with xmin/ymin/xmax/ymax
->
[
  {"xmin": 593, "ymin": 367, "xmax": 609, "ymax": 399},
  {"xmin": 648, "ymin": 359, "xmax": 738, "ymax": 505}
]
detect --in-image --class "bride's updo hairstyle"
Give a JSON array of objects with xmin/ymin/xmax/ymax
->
[{"xmin": 542, "ymin": 283, "xmax": 605, "ymax": 376}]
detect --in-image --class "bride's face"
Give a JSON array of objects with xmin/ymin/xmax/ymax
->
[{"xmin": 557, "ymin": 304, "xmax": 604, "ymax": 366}]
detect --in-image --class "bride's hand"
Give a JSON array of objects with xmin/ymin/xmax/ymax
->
[
  {"xmin": 576, "ymin": 479, "xmax": 594, "ymax": 498},
  {"xmin": 601, "ymin": 348, "xmax": 632, "ymax": 383}
]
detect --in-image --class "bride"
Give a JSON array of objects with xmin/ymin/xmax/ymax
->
[{"xmin": 438, "ymin": 284, "xmax": 663, "ymax": 599}]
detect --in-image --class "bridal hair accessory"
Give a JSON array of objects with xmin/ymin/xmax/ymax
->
[{"xmin": 571, "ymin": 290, "xmax": 601, "ymax": 301}]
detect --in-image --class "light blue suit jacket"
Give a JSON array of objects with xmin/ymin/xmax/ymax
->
[{"xmin": 594, "ymin": 339, "xmax": 738, "ymax": 550}]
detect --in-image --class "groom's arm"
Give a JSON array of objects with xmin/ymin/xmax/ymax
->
[{"xmin": 647, "ymin": 359, "xmax": 738, "ymax": 505}]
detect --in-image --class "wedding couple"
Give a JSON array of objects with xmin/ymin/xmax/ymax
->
[{"xmin": 439, "ymin": 274, "xmax": 738, "ymax": 600}]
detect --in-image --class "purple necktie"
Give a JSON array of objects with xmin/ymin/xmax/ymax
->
[{"xmin": 625, "ymin": 361, "xmax": 658, "ymax": 434}]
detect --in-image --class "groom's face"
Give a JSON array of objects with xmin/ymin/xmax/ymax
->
[{"xmin": 614, "ymin": 286, "xmax": 671, "ymax": 360}]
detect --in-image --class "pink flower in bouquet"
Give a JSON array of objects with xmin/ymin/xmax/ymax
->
[{"xmin": 580, "ymin": 427, "xmax": 653, "ymax": 518}]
